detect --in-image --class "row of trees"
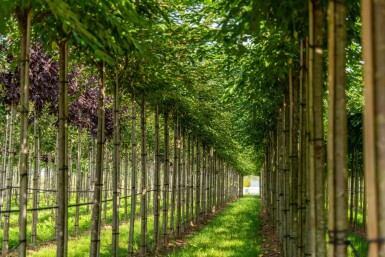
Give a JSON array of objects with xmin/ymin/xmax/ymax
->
[
  {"xmin": 241, "ymin": 0, "xmax": 383, "ymax": 257},
  {"xmin": 0, "ymin": 1, "xmax": 253, "ymax": 256}
]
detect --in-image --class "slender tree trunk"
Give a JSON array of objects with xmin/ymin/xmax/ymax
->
[
  {"xmin": 103, "ymin": 146, "xmax": 109, "ymax": 225},
  {"xmin": 327, "ymin": 1, "xmax": 348, "ymax": 256},
  {"xmin": 2, "ymin": 103, "xmax": 16, "ymax": 253},
  {"xmin": 170, "ymin": 116, "xmax": 177, "ymax": 236},
  {"xmin": 16, "ymin": 7, "xmax": 31, "ymax": 257},
  {"xmin": 201, "ymin": 146, "xmax": 206, "ymax": 218},
  {"xmin": 161, "ymin": 111, "xmax": 169, "ymax": 245},
  {"xmin": 297, "ymin": 40, "xmax": 307, "ymax": 257},
  {"xmin": 191, "ymin": 136, "xmax": 195, "ymax": 221},
  {"xmin": 128, "ymin": 95, "xmax": 137, "ymax": 256},
  {"xmin": 362, "ymin": 167, "xmax": 367, "ymax": 230},
  {"xmin": 140, "ymin": 96, "xmax": 147, "ymax": 256},
  {"xmin": 349, "ymin": 165, "xmax": 354, "ymax": 224},
  {"xmin": 182, "ymin": 130, "xmax": 186, "ymax": 231},
  {"xmin": 289, "ymin": 67, "xmax": 299, "ymax": 257},
  {"xmin": 57, "ymin": 39, "xmax": 69, "ymax": 257},
  {"xmin": 177, "ymin": 124, "xmax": 182, "ymax": 235},
  {"xmin": 89, "ymin": 61, "xmax": 106, "ymax": 257},
  {"xmin": 309, "ymin": 1, "xmax": 326, "ymax": 256},
  {"xmin": 0, "ymin": 113, "xmax": 9, "ymax": 227},
  {"xmin": 112, "ymin": 70, "xmax": 120, "ymax": 257},
  {"xmin": 124, "ymin": 150, "xmax": 129, "ymax": 222},
  {"xmin": 31, "ymin": 110, "xmax": 40, "ymax": 243},
  {"xmin": 283, "ymin": 93, "xmax": 290, "ymax": 257},
  {"xmin": 195, "ymin": 139, "xmax": 200, "ymax": 224},
  {"xmin": 75, "ymin": 128, "xmax": 82, "ymax": 236},
  {"xmin": 361, "ymin": 2, "xmax": 385, "ymax": 255},
  {"xmin": 353, "ymin": 153, "xmax": 359, "ymax": 229},
  {"xmin": 186, "ymin": 133, "xmax": 191, "ymax": 226},
  {"xmin": 153, "ymin": 105, "xmax": 160, "ymax": 249}
]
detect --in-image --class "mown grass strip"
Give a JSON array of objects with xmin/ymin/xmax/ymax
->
[{"xmin": 166, "ymin": 195, "xmax": 262, "ymax": 257}]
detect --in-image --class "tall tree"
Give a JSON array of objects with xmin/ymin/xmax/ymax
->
[
  {"xmin": 16, "ymin": 6, "xmax": 31, "ymax": 257},
  {"xmin": 327, "ymin": 0, "xmax": 348, "ymax": 256},
  {"xmin": 89, "ymin": 61, "xmax": 106, "ymax": 257},
  {"xmin": 112, "ymin": 69, "xmax": 120, "ymax": 257},
  {"xmin": 361, "ymin": 1, "xmax": 385, "ymax": 257}
]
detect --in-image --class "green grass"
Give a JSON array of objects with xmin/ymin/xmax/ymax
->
[
  {"xmin": 348, "ymin": 232, "xmax": 368, "ymax": 257},
  {"xmin": 0, "ymin": 194, "xmax": 158, "ymax": 254},
  {"xmin": 166, "ymin": 196, "xmax": 262, "ymax": 257},
  {"xmin": 28, "ymin": 217, "xmax": 155, "ymax": 257}
]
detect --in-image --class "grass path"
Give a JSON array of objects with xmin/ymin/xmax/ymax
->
[{"xmin": 166, "ymin": 196, "xmax": 262, "ymax": 257}]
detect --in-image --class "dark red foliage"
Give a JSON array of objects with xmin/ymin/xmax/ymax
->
[
  {"xmin": 68, "ymin": 84, "xmax": 114, "ymax": 139},
  {"xmin": 1, "ymin": 43, "xmax": 78, "ymax": 114},
  {"xmin": 1, "ymin": 42, "xmax": 113, "ymax": 138}
]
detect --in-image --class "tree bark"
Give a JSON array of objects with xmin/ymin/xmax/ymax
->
[
  {"xmin": 195, "ymin": 140, "xmax": 201, "ymax": 224},
  {"xmin": 161, "ymin": 111, "xmax": 170, "ymax": 245},
  {"xmin": 112, "ymin": 70, "xmax": 120, "ymax": 257},
  {"xmin": 327, "ymin": 1, "xmax": 348, "ymax": 256},
  {"xmin": 16, "ymin": 7, "xmax": 31, "ymax": 257},
  {"xmin": 153, "ymin": 105, "xmax": 160, "ymax": 249},
  {"xmin": 2, "ymin": 102, "xmax": 16, "ymax": 253},
  {"xmin": 32, "ymin": 110, "xmax": 40, "ymax": 243},
  {"xmin": 176, "ymin": 124, "xmax": 182, "ymax": 235},
  {"xmin": 361, "ymin": 1, "xmax": 385, "ymax": 256},
  {"xmin": 89, "ymin": 61, "xmax": 105, "ymax": 257},
  {"xmin": 75, "ymin": 128, "xmax": 82, "ymax": 236},
  {"xmin": 289, "ymin": 67, "xmax": 299, "ymax": 257},
  {"xmin": 128, "ymin": 95, "xmax": 137, "ymax": 256},
  {"xmin": 0, "ymin": 112, "xmax": 8, "ymax": 227},
  {"xmin": 57, "ymin": 39, "xmax": 69, "ymax": 257},
  {"xmin": 140, "ymin": 96, "xmax": 147, "ymax": 256}
]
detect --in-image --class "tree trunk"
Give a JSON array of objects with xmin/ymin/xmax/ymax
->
[
  {"xmin": 103, "ymin": 146, "xmax": 109, "ymax": 226},
  {"xmin": 0, "ymin": 113, "xmax": 9, "ymax": 227},
  {"xmin": 124, "ymin": 150, "xmax": 129, "ymax": 222},
  {"xmin": 128, "ymin": 95, "xmax": 137, "ymax": 256},
  {"xmin": 2, "ymin": 102, "xmax": 16, "ymax": 253},
  {"xmin": 89, "ymin": 61, "xmax": 105, "ymax": 257},
  {"xmin": 201, "ymin": 146, "xmax": 206, "ymax": 218},
  {"xmin": 32, "ymin": 110, "xmax": 40, "ymax": 243},
  {"xmin": 289, "ymin": 66, "xmax": 299, "ymax": 257},
  {"xmin": 75, "ymin": 128, "xmax": 82, "ymax": 236},
  {"xmin": 186, "ymin": 133, "xmax": 191, "ymax": 226},
  {"xmin": 191, "ymin": 135, "xmax": 195, "ymax": 220},
  {"xmin": 112, "ymin": 70, "xmax": 120, "ymax": 257},
  {"xmin": 161, "ymin": 111, "xmax": 169, "ymax": 245},
  {"xmin": 182, "ymin": 129, "xmax": 186, "ymax": 231},
  {"xmin": 349, "ymin": 164, "xmax": 354, "ymax": 224},
  {"xmin": 176, "ymin": 124, "xmax": 182, "ymax": 235},
  {"xmin": 153, "ymin": 105, "xmax": 160, "ymax": 249},
  {"xmin": 170, "ymin": 116, "xmax": 177, "ymax": 236},
  {"xmin": 140, "ymin": 96, "xmax": 147, "ymax": 256},
  {"xmin": 195, "ymin": 139, "xmax": 200, "ymax": 224},
  {"xmin": 327, "ymin": 1, "xmax": 348, "ymax": 256},
  {"xmin": 308, "ymin": 1, "xmax": 326, "ymax": 256},
  {"xmin": 16, "ymin": 7, "xmax": 31, "ymax": 257},
  {"xmin": 57, "ymin": 39, "xmax": 69, "ymax": 257},
  {"xmin": 297, "ymin": 40, "xmax": 307, "ymax": 257},
  {"xmin": 361, "ymin": 3, "xmax": 385, "ymax": 255},
  {"xmin": 353, "ymin": 153, "xmax": 359, "ymax": 229}
]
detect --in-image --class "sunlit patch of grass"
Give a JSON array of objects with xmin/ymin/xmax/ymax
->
[
  {"xmin": 0, "ymin": 194, "xmax": 161, "ymax": 255},
  {"xmin": 29, "ymin": 217, "xmax": 155, "ymax": 257},
  {"xmin": 167, "ymin": 196, "xmax": 262, "ymax": 257},
  {"xmin": 348, "ymin": 232, "xmax": 368, "ymax": 257}
]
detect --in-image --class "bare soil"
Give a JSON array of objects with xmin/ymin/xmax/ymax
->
[{"xmin": 259, "ymin": 209, "xmax": 282, "ymax": 257}]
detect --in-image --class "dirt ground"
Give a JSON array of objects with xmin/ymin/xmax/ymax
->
[{"xmin": 260, "ymin": 209, "xmax": 282, "ymax": 257}]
